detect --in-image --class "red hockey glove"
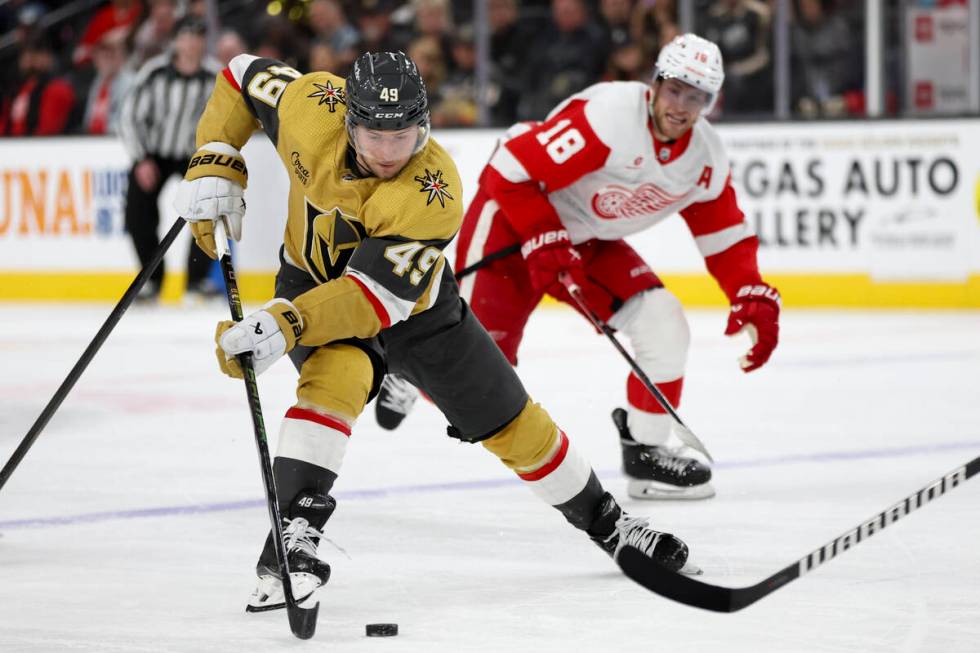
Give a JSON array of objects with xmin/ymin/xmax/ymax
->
[
  {"xmin": 724, "ymin": 283, "xmax": 781, "ymax": 372},
  {"xmin": 521, "ymin": 228, "xmax": 586, "ymax": 294}
]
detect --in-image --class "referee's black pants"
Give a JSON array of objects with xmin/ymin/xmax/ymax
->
[{"xmin": 124, "ymin": 155, "xmax": 212, "ymax": 292}]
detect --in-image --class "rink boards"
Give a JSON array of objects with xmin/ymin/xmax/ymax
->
[{"xmin": 0, "ymin": 119, "xmax": 978, "ymax": 307}]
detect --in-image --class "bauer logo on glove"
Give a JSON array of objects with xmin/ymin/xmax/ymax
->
[
  {"xmin": 174, "ymin": 141, "xmax": 248, "ymax": 260},
  {"xmin": 725, "ymin": 283, "xmax": 780, "ymax": 373},
  {"xmin": 187, "ymin": 151, "xmax": 248, "ymax": 179}
]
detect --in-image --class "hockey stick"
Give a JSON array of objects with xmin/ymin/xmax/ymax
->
[
  {"xmin": 618, "ymin": 453, "xmax": 980, "ymax": 612},
  {"xmin": 0, "ymin": 217, "xmax": 185, "ymax": 493},
  {"xmin": 454, "ymin": 243, "xmax": 520, "ymax": 281},
  {"xmin": 558, "ymin": 272, "xmax": 713, "ymax": 462},
  {"xmin": 213, "ymin": 222, "xmax": 318, "ymax": 640}
]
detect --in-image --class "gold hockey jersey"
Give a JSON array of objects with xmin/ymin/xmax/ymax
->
[{"xmin": 193, "ymin": 55, "xmax": 462, "ymax": 346}]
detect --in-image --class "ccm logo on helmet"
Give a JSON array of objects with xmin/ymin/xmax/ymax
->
[{"xmin": 374, "ymin": 112, "xmax": 404, "ymax": 119}]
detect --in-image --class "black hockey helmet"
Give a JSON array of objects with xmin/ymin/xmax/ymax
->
[
  {"xmin": 346, "ymin": 51, "xmax": 429, "ymax": 130},
  {"xmin": 345, "ymin": 51, "xmax": 431, "ymax": 154}
]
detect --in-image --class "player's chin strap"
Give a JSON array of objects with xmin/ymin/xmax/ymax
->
[{"xmin": 558, "ymin": 272, "xmax": 714, "ymax": 463}]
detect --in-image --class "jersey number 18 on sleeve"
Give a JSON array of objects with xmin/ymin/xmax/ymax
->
[{"xmin": 535, "ymin": 119, "xmax": 586, "ymax": 164}]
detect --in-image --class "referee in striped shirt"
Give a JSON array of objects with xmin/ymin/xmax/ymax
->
[{"xmin": 120, "ymin": 15, "xmax": 223, "ymax": 301}]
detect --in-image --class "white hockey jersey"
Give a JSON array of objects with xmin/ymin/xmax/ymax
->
[{"xmin": 482, "ymin": 81, "xmax": 755, "ymax": 265}]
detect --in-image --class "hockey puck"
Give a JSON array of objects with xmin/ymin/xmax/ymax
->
[{"xmin": 366, "ymin": 623, "xmax": 398, "ymax": 637}]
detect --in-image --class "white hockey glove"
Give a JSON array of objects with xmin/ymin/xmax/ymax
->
[
  {"xmin": 214, "ymin": 299, "xmax": 304, "ymax": 378},
  {"xmin": 174, "ymin": 142, "xmax": 248, "ymax": 259}
]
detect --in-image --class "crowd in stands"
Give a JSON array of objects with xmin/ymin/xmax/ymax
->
[{"xmin": 0, "ymin": 0, "xmax": 875, "ymax": 137}]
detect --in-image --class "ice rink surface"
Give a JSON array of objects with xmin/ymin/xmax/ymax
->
[{"xmin": 1, "ymin": 302, "xmax": 978, "ymax": 652}]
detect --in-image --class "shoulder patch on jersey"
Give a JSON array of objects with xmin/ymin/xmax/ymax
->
[
  {"xmin": 302, "ymin": 197, "xmax": 367, "ymax": 283},
  {"xmin": 307, "ymin": 79, "xmax": 346, "ymax": 112},
  {"xmin": 414, "ymin": 168, "xmax": 454, "ymax": 208}
]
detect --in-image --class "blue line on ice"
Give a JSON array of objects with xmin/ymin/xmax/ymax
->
[{"xmin": 1, "ymin": 439, "xmax": 978, "ymax": 530}]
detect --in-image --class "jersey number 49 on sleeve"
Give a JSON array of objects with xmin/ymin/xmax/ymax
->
[
  {"xmin": 384, "ymin": 242, "xmax": 441, "ymax": 286},
  {"xmin": 536, "ymin": 119, "xmax": 586, "ymax": 164},
  {"xmin": 247, "ymin": 65, "xmax": 302, "ymax": 107}
]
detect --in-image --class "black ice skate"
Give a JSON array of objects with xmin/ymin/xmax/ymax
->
[
  {"xmin": 246, "ymin": 491, "xmax": 336, "ymax": 613},
  {"xmin": 588, "ymin": 492, "xmax": 695, "ymax": 574},
  {"xmin": 374, "ymin": 374, "xmax": 419, "ymax": 430},
  {"xmin": 612, "ymin": 408, "xmax": 714, "ymax": 500}
]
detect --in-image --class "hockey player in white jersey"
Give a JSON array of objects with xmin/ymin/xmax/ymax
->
[{"xmin": 377, "ymin": 34, "xmax": 781, "ymax": 501}]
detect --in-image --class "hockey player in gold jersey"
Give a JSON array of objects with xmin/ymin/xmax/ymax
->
[{"xmin": 174, "ymin": 50, "xmax": 692, "ymax": 610}]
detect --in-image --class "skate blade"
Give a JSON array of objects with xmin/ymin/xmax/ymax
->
[
  {"xmin": 627, "ymin": 479, "xmax": 716, "ymax": 501},
  {"xmin": 245, "ymin": 573, "xmax": 322, "ymax": 613}
]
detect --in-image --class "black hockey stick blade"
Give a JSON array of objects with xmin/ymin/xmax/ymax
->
[
  {"xmin": 287, "ymin": 600, "xmax": 320, "ymax": 640},
  {"xmin": 618, "ymin": 453, "xmax": 980, "ymax": 612},
  {"xmin": 618, "ymin": 548, "xmax": 797, "ymax": 612}
]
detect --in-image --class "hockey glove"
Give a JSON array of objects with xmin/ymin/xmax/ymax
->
[
  {"xmin": 215, "ymin": 299, "xmax": 303, "ymax": 378},
  {"xmin": 724, "ymin": 283, "xmax": 780, "ymax": 372},
  {"xmin": 521, "ymin": 228, "xmax": 586, "ymax": 294},
  {"xmin": 174, "ymin": 142, "xmax": 248, "ymax": 259}
]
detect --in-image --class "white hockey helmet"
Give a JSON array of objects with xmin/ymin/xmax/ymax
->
[{"xmin": 652, "ymin": 33, "xmax": 724, "ymax": 115}]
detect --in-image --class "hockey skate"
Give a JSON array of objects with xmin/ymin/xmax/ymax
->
[
  {"xmin": 374, "ymin": 374, "xmax": 419, "ymax": 430},
  {"xmin": 613, "ymin": 408, "xmax": 714, "ymax": 500},
  {"xmin": 246, "ymin": 491, "xmax": 336, "ymax": 613},
  {"xmin": 588, "ymin": 492, "xmax": 696, "ymax": 574}
]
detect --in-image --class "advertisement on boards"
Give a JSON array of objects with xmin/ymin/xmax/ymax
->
[{"xmin": 1, "ymin": 121, "xmax": 978, "ymax": 301}]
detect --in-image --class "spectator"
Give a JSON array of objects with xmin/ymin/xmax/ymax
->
[
  {"xmin": 73, "ymin": 0, "xmax": 143, "ymax": 66},
  {"xmin": 250, "ymin": 15, "xmax": 305, "ymax": 69},
  {"xmin": 215, "ymin": 29, "xmax": 248, "ymax": 66},
  {"xmin": 598, "ymin": 0, "xmax": 633, "ymax": 56},
  {"xmin": 407, "ymin": 35, "xmax": 447, "ymax": 107},
  {"xmin": 431, "ymin": 24, "xmax": 479, "ymax": 126},
  {"xmin": 0, "ymin": 2, "xmax": 47, "ymax": 100},
  {"xmin": 517, "ymin": 0, "xmax": 607, "ymax": 120},
  {"xmin": 792, "ymin": 0, "xmax": 856, "ymax": 117},
  {"xmin": 488, "ymin": 0, "xmax": 539, "ymax": 125},
  {"xmin": 307, "ymin": 0, "xmax": 359, "ymax": 71},
  {"xmin": 411, "ymin": 0, "xmax": 455, "ymax": 72},
  {"xmin": 130, "ymin": 0, "xmax": 178, "ymax": 68},
  {"xmin": 630, "ymin": 0, "xmax": 677, "ymax": 60},
  {"xmin": 356, "ymin": 0, "xmax": 403, "ymax": 53},
  {"xmin": 603, "ymin": 33, "xmax": 647, "ymax": 81},
  {"xmin": 308, "ymin": 37, "xmax": 341, "ymax": 73},
  {"xmin": 80, "ymin": 30, "xmax": 133, "ymax": 135},
  {"xmin": 185, "ymin": 0, "xmax": 207, "ymax": 18},
  {"xmin": 702, "ymin": 0, "xmax": 773, "ymax": 115},
  {"xmin": 119, "ymin": 16, "xmax": 222, "ymax": 302},
  {"xmin": 1, "ymin": 32, "xmax": 76, "ymax": 136},
  {"xmin": 0, "ymin": 1, "xmax": 47, "ymax": 44}
]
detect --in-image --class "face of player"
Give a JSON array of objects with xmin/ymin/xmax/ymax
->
[
  {"xmin": 352, "ymin": 124, "xmax": 419, "ymax": 179},
  {"xmin": 651, "ymin": 78, "xmax": 711, "ymax": 141}
]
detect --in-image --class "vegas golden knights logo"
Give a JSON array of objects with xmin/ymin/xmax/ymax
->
[{"xmin": 303, "ymin": 199, "xmax": 366, "ymax": 282}]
